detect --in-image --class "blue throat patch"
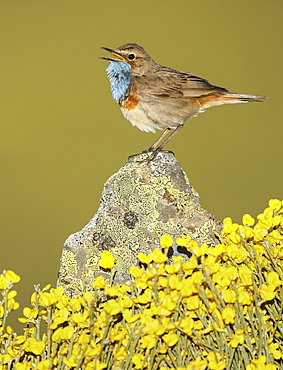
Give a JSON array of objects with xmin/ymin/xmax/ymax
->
[{"xmin": 106, "ymin": 61, "xmax": 131, "ymax": 103}]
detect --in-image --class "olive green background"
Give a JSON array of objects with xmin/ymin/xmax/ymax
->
[{"xmin": 1, "ymin": 0, "xmax": 282, "ymax": 329}]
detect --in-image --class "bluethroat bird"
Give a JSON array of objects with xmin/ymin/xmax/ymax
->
[{"xmin": 101, "ymin": 43, "xmax": 267, "ymax": 160}]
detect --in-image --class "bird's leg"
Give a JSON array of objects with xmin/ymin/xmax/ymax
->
[
  {"xmin": 143, "ymin": 124, "xmax": 184, "ymax": 162},
  {"xmin": 146, "ymin": 128, "xmax": 171, "ymax": 151}
]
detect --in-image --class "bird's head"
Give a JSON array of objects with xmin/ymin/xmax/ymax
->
[{"xmin": 100, "ymin": 43, "xmax": 155, "ymax": 75}]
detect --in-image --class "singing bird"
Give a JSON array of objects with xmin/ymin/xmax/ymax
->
[{"xmin": 101, "ymin": 43, "xmax": 267, "ymax": 159}]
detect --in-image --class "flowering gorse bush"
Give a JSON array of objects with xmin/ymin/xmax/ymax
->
[{"xmin": 0, "ymin": 199, "xmax": 283, "ymax": 369}]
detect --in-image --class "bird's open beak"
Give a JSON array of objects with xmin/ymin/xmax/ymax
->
[{"xmin": 100, "ymin": 47, "xmax": 125, "ymax": 62}]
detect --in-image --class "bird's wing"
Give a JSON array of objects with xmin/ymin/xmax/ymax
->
[{"xmin": 140, "ymin": 66, "xmax": 228, "ymax": 98}]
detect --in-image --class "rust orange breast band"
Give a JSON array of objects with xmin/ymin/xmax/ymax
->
[{"xmin": 120, "ymin": 87, "xmax": 139, "ymax": 110}]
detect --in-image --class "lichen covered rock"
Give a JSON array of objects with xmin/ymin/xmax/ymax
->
[{"xmin": 57, "ymin": 151, "xmax": 222, "ymax": 297}]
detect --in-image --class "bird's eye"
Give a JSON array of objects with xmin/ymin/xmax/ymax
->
[{"xmin": 128, "ymin": 53, "xmax": 136, "ymax": 60}]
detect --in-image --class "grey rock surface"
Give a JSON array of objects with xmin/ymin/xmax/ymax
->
[{"xmin": 57, "ymin": 151, "xmax": 222, "ymax": 297}]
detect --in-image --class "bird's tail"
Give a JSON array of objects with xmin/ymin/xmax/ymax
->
[
  {"xmin": 221, "ymin": 92, "xmax": 267, "ymax": 103},
  {"xmin": 198, "ymin": 92, "xmax": 267, "ymax": 110}
]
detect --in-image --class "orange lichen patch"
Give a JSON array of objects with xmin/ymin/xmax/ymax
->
[{"xmin": 121, "ymin": 88, "xmax": 139, "ymax": 110}]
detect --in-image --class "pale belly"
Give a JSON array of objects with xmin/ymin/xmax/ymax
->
[
  {"xmin": 120, "ymin": 105, "xmax": 163, "ymax": 133},
  {"xmin": 120, "ymin": 100, "xmax": 200, "ymax": 133}
]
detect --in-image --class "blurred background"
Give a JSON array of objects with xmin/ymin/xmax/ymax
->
[{"xmin": 1, "ymin": 0, "xmax": 282, "ymax": 330}]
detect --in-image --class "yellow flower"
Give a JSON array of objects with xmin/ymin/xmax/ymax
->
[
  {"xmin": 229, "ymin": 329, "xmax": 245, "ymax": 348},
  {"xmin": 52, "ymin": 325, "xmax": 74, "ymax": 341},
  {"xmin": 63, "ymin": 355, "xmax": 77, "ymax": 367},
  {"xmin": 132, "ymin": 353, "xmax": 145, "ymax": 369},
  {"xmin": 115, "ymin": 346, "xmax": 127, "ymax": 360},
  {"xmin": 268, "ymin": 199, "xmax": 282, "ymax": 211},
  {"xmin": 23, "ymin": 307, "xmax": 38, "ymax": 320},
  {"xmin": 129, "ymin": 266, "xmax": 144, "ymax": 278},
  {"xmin": 168, "ymin": 274, "xmax": 182, "ymax": 290},
  {"xmin": 222, "ymin": 217, "xmax": 233, "ymax": 233},
  {"xmin": 258, "ymin": 217, "xmax": 273, "ymax": 230},
  {"xmin": 110, "ymin": 325, "xmax": 127, "ymax": 342},
  {"xmin": 0, "ymin": 305, "xmax": 4, "ymax": 319},
  {"xmin": 209, "ymin": 244, "xmax": 224, "ymax": 257},
  {"xmin": 238, "ymin": 288, "xmax": 252, "ymax": 305},
  {"xmin": 88, "ymin": 343, "xmax": 102, "ymax": 357},
  {"xmin": 83, "ymin": 291, "xmax": 93, "ymax": 303},
  {"xmin": 50, "ymin": 286, "xmax": 64, "ymax": 300},
  {"xmin": 77, "ymin": 333, "xmax": 90, "ymax": 345},
  {"xmin": 262, "ymin": 207, "xmax": 274, "ymax": 218},
  {"xmin": 246, "ymin": 355, "xmax": 276, "ymax": 370},
  {"xmin": 268, "ymin": 342, "xmax": 282, "ymax": 360},
  {"xmin": 104, "ymin": 286, "xmax": 121, "ymax": 297},
  {"xmin": 118, "ymin": 295, "xmax": 133, "ymax": 309},
  {"xmin": 176, "ymin": 236, "xmax": 191, "ymax": 246},
  {"xmin": 207, "ymin": 352, "xmax": 225, "ymax": 370},
  {"xmin": 39, "ymin": 292, "xmax": 56, "ymax": 307},
  {"xmin": 6, "ymin": 325, "xmax": 13, "ymax": 334},
  {"xmin": 143, "ymin": 319, "xmax": 165, "ymax": 336},
  {"xmin": 0, "ymin": 354, "xmax": 11, "ymax": 365},
  {"xmin": 186, "ymin": 295, "xmax": 201, "ymax": 311},
  {"xmin": 37, "ymin": 360, "xmax": 51, "ymax": 370},
  {"xmin": 162, "ymin": 333, "xmax": 179, "ymax": 347},
  {"xmin": 94, "ymin": 360, "xmax": 107, "ymax": 370},
  {"xmin": 242, "ymin": 214, "xmax": 255, "ymax": 226},
  {"xmin": 259, "ymin": 284, "xmax": 276, "ymax": 301},
  {"xmin": 204, "ymin": 256, "xmax": 220, "ymax": 274},
  {"xmin": 222, "ymin": 307, "xmax": 235, "ymax": 324},
  {"xmin": 185, "ymin": 240, "xmax": 199, "ymax": 255},
  {"xmin": 186, "ymin": 356, "xmax": 207, "ymax": 370},
  {"xmin": 22, "ymin": 337, "xmax": 44, "ymax": 355},
  {"xmin": 71, "ymin": 310, "xmax": 89, "ymax": 325},
  {"xmin": 158, "ymin": 276, "xmax": 168, "ymax": 288},
  {"xmin": 92, "ymin": 275, "xmax": 106, "ymax": 289},
  {"xmin": 226, "ymin": 244, "xmax": 247, "ymax": 263},
  {"xmin": 182, "ymin": 256, "xmax": 198, "ymax": 275},
  {"xmin": 138, "ymin": 252, "xmax": 152, "ymax": 264},
  {"xmin": 151, "ymin": 248, "xmax": 167, "ymax": 264},
  {"xmin": 42, "ymin": 283, "xmax": 51, "ymax": 291},
  {"xmin": 201, "ymin": 327, "xmax": 213, "ymax": 335},
  {"xmin": 123, "ymin": 309, "xmax": 140, "ymax": 323},
  {"xmin": 98, "ymin": 250, "xmax": 115, "ymax": 269},
  {"xmin": 15, "ymin": 363, "xmax": 31, "ymax": 370},
  {"xmin": 5, "ymin": 270, "xmax": 21, "ymax": 283},
  {"xmin": 69, "ymin": 297, "xmax": 81, "ymax": 312},
  {"xmin": 180, "ymin": 279, "xmax": 198, "ymax": 298},
  {"xmin": 135, "ymin": 294, "xmax": 151, "ymax": 305},
  {"xmin": 15, "ymin": 335, "xmax": 26, "ymax": 345},
  {"xmin": 253, "ymin": 226, "xmax": 268, "ymax": 241},
  {"xmin": 159, "ymin": 292, "xmax": 176, "ymax": 313},
  {"xmin": 165, "ymin": 264, "xmax": 179, "ymax": 274},
  {"xmin": 160, "ymin": 234, "xmax": 173, "ymax": 248},
  {"xmin": 229, "ymin": 231, "xmax": 241, "ymax": 244},
  {"xmin": 191, "ymin": 271, "xmax": 204, "ymax": 286},
  {"xmin": 103, "ymin": 299, "xmax": 123, "ymax": 315},
  {"xmin": 0, "ymin": 276, "xmax": 9, "ymax": 290},
  {"xmin": 140, "ymin": 334, "xmax": 156, "ymax": 349},
  {"xmin": 223, "ymin": 289, "xmax": 236, "ymax": 303},
  {"xmin": 212, "ymin": 270, "xmax": 230, "ymax": 288},
  {"xmin": 185, "ymin": 242, "xmax": 209, "ymax": 257},
  {"xmin": 272, "ymin": 216, "xmax": 282, "ymax": 228},
  {"xmin": 179, "ymin": 317, "xmax": 194, "ymax": 335},
  {"xmin": 238, "ymin": 266, "xmax": 253, "ymax": 286},
  {"xmin": 267, "ymin": 271, "xmax": 283, "ymax": 288},
  {"xmin": 134, "ymin": 276, "xmax": 148, "ymax": 290},
  {"xmin": 239, "ymin": 225, "xmax": 254, "ymax": 240}
]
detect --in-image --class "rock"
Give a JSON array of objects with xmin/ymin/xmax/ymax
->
[{"xmin": 57, "ymin": 151, "xmax": 222, "ymax": 297}]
